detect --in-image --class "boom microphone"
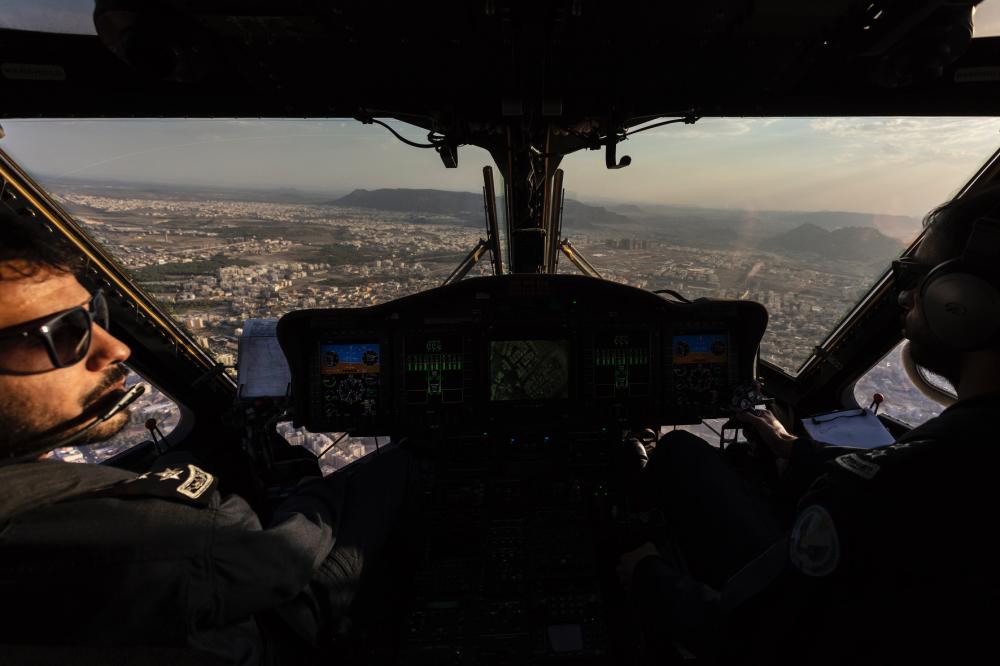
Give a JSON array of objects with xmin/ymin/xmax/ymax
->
[
  {"xmin": 50, "ymin": 383, "xmax": 148, "ymax": 449},
  {"xmin": 2, "ymin": 383, "xmax": 149, "ymax": 465}
]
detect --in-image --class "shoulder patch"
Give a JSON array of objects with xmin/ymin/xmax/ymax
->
[
  {"xmin": 88, "ymin": 462, "xmax": 218, "ymax": 507},
  {"xmin": 834, "ymin": 453, "xmax": 880, "ymax": 480},
  {"xmin": 789, "ymin": 504, "xmax": 841, "ymax": 577},
  {"xmin": 835, "ymin": 439, "xmax": 938, "ymax": 480},
  {"xmin": 175, "ymin": 464, "xmax": 215, "ymax": 499}
]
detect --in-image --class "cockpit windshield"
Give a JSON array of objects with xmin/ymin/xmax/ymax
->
[{"xmin": 2, "ymin": 116, "xmax": 998, "ymax": 375}]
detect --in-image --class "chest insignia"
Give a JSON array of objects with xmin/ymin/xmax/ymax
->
[{"xmin": 790, "ymin": 504, "xmax": 841, "ymax": 578}]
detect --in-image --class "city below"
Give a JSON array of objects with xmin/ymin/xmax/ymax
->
[{"xmin": 41, "ymin": 181, "xmax": 946, "ymax": 471}]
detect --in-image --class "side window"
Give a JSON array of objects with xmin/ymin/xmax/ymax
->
[
  {"xmin": 276, "ymin": 422, "xmax": 381, "ymax": 476},
  {"xmin": 853, "ymin": 342, "xmax": 951, "ymax": 427},
  {"xmin": 47, "ymin": 367, "xmax": 182, "ymax": 464}
]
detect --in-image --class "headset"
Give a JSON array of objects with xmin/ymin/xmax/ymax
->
[{"xmin": 920, "ymin": 214, "xmax": 1000, "ymax": 351}]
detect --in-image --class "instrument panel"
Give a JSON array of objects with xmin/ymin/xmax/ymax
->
[{"xmin": 277, "ymin": 275, "xmax": 767, "ymax": 436}]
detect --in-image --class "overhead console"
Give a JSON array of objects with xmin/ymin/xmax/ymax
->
[{"xmin": 277, "ymin": 275, "xmax": 767, "ymax": 436}]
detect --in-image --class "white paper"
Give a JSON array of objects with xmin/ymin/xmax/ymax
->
[
  {"xmin": 237, "ymin": 318, "xmax": 291, "ymax": 399},
  {"xmin": 801, "ymin": 408, "xmax": 895, "ymax": 449}
]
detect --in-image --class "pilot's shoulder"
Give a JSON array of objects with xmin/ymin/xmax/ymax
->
[
  {"xmin": 93, "ymin": 459, "xmax": 221, "ymax": 509},
  {"xmin": 828, "ymin": 438, "xmax": 940, "ymax": 483}
]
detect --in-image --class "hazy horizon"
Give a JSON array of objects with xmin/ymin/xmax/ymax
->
[
  {"xmin": 5, "ymin": 4, "xmax": 1000, "ymax": 217},
  {"xmin": 3, "ymin": 115, "xmax": 998, "ymax": 219},
  {"xmin": 37, "ymin": 171, "xmax": 927, "ymax": 221}
]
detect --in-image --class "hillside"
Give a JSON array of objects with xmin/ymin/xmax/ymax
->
[
  {"xmin": 332, "ymin": 188, "xmax": 482, "ymax": 216},
  {"xmin": 765, "ymin": 224, "xmax": 905, "ymax": 262}
]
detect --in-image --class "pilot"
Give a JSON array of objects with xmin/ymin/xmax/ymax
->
[
  {"xmin": 618, "ymin": 185, "xmax": 1000, "ymax": 663},
  {"xmin": 0, "ymin": 211, "xmax": 415, "ymax": 664}
]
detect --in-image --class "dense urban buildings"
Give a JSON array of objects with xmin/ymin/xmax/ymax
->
[{"xmin": 44, "ymin": 184, "xmax": 945, "ymax": 471}]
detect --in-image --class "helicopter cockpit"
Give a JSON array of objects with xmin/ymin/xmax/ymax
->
[
  {"xmin": 3, "ymin": 0, "xmax": 1000, "ymax": 663},
  {"xmin": 271, "ymin": 275, "xmax": 768, "ymax": 661}
]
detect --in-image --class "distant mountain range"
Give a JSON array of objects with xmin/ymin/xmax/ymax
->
[
  {"xmin": 330, "ymin": 189, "xmax": 916, "ymax": 263},
  {"xmin": 51, "ymin": 176, "xmax": 917, "ymax": 262},
  {"xmin": 764, "ymin": 223, "xmax": 905, "ymax": 262},
  {"xmin": 331, "ymin": 188, "xmax": 634, "ymax": 230},
  {"xmin": 332, "ymin": 189, "xmax": 483, "ymax": 216},
  {"xmin": 608, "ymin": 202, "xmax": 921, "ymax": 242}
]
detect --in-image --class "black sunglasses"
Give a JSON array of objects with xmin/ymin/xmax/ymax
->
[
  {"xmin": 890, "ymin": 258, "xmax": 935, "ymax": 292},
  {"xmin": 0, "ymin": 290, "xmax": 109, "ymax": 375}
]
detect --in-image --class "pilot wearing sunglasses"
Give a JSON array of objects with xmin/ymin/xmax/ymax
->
[
  {"xmin": 0, "ymin": 278, "xmax": 130, "ymax": 456},
  {"xmin": 619, "ymin": 187, "xmax": 1000, "ymax": 664},
  {"xmin": 0, "ymin": 214, "xmax": 417, "ymax": 663}
]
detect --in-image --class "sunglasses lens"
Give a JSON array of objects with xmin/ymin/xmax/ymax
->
[
  {"xmin": 0, "ymin": 333, "xmax": 51, "ymax": 374},
  {"xmin": 48, "ymin": 308, "xmax": 92, "ymax": 367},
  {"xmin": 92, "ymin": 292, "xmax": 109, "ymax": 331},
  {"xmin": 0, "ymin": 294, "xmax": 106, "ymax": 374},
  {"xmin": 892, "ymin": 260, "xmax": 927, "ymax": 291}
]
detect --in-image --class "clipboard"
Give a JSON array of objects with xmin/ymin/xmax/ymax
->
[{"xmin": 801, "ymin": 407, "xmax": 895, "ymax": 449}]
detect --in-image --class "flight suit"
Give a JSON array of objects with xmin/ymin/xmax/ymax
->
[
  {"xmin": 0, "ymin": 445, "xmax": 416, "ymax": 665},
  {"xmin": 632, "ymin": 391, "xmax": 1000, "ymax": 663}
]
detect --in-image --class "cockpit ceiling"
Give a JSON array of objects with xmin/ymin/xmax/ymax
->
[{"xmin": 1, "ymin": 1, "xmax": 999, "ymax": 124}]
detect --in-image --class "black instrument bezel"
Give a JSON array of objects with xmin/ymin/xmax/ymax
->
[{"xmin": 277, "ymin": 275, "xmax": 767, "ymax": 436}]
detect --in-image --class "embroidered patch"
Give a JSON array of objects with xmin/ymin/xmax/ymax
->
[
  {"xmin": 790, "ymin": 505, "xmax": 841, "ymax": 578},
  {"xmin": 88, "ymin": 461, "xmax": 217, "ymax": 507},
  {"xmin": 835, "ymin": 453, "xmax": 880, "ymax": 480},
  {"xmin": 177, "ymin": 464, "xmax": 214, "ymax": 499}
]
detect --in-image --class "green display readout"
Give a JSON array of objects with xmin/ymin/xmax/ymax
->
[
  {"xmin": 405, "ymin": 335, "xmax": 465, "ymax": 405},
  {"xmin": 595, "ymin": 349, "xmax": 650, "ymax": 367},
  {"xmin": 406, "ymin": 353, "xmax": 464, "ymax": 372},
  {"xmin": 593, "ymin": 331, "xmax": 651, "ymax": 399}
]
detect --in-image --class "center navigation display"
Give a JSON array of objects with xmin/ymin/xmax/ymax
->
[
  {"xmin": 319, "ymin": 342, "xmax": 380, "ymax": 417},
  {"xmin": 490, "ymin": 340, "xmax": 569, "ymax": 401}
]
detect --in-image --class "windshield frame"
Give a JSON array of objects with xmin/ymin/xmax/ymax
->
[{"xmin": 791, "ymin": 142, "xmax": 1000, "ymax": 383}]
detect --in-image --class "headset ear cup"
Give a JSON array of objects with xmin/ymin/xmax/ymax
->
[{"xmin": 922, "ymin": 268, "xmax": 1000, "ymax": 350}]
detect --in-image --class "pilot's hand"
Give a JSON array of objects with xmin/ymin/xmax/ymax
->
[
  {"xmin": 617, "ymin": 541, "xmax": 660, "ymax": 591},
  {"xmin": 735, "ymin": 409, "xmax": 797, "ymax": 459}
]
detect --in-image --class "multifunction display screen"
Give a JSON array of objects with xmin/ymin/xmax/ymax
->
[
  {"xmin": 489, "ymin": 340, "xmax": 569, "ymax": 401},
  {"xmin": 671, "ymin": 333, "xmax": 730, "ymax": 406},
  {"xmin": 318, "ymin": 342, "xmax": 380, "ymax": 418},
  {"xmin": 405, "ymin": 335, "xmax": 465, "ymax": 404},
  {"xmin": 672, "ymin": 334, "xmax": 728, "ymax": 364},
  {"xmin": 593, "ymin": 331, "xmax": 651, "ymax": 399}
]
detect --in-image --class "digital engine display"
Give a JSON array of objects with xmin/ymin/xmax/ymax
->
[
  {"xmin": 318, "ymin": 342, "xmax": 380, "ymax": 418},
  {"xmin": 593, "ymin": 331, "xmax": 651, "ymax": 399},
  {"xmin": 405, "ymin": 335, "xmax": 465, "ymax": 404},
  {"xmin": 490, "ymin": 340, "xmax": 569, "ymax": 401}
]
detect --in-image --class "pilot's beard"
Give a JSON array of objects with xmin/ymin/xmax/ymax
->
[
  {"xmin": 72, "ymin": 407, "xmax": 132, "ymax": 446},
  {"xmin": 908, "ymin": 336, "xmax": 960, "ymax": 389},
  {"xmin": 0, "ymin": 369, "xmax": 134, "ymax": 460}
]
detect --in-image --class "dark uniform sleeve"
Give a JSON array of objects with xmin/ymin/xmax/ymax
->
[
  {"xmin": 627, "ymin": 445, "xmax": 886, "ymax": 662},
  {"xmin": 631, "ymin": 555, "xmax": 723, "ymax": 657},
  {"xmin": 196, "ymin": 474, "xmax": 347, "ymax": 647},
  {"xmin": 786, "ymin": 442, "xmax": 936, "ymax": 581},
  {"xmin": 773, "ymin": 443, "xmax": 941, "ymax": 663},
  {"xmin": 779, "ymin": 437, "xmax": 857, "ymax": 503}
]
